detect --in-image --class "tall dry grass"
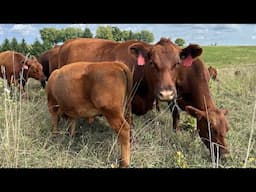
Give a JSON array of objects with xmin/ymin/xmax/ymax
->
[{"xmin": 0, "ymin": 64, "xmax": 255, "ymax": 168}]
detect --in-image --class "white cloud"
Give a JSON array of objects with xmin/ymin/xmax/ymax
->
[
  {"xmin": 251, "ymin": 35, "xmax": 256, "ymax": 40},
  {"xmin": 67, "ymin": 24, "xmax": 87, "ymax": 29},
  {"xmin": 11, "ymin": 24, "xmax": 37, "ymax": 36},
  {"xmin": 212, "ymin": 24, "xmax": 241, "ymax": 31},
  {"xmin": 195, "ymin": 35, "xmax": 205, "ymax": 40}
]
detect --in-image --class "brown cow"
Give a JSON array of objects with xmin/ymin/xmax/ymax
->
[
  {"xmin": 208, "ymin": 66, "xmax": 218, "ymax": 81},
  {"xmin": 46, "ymin": 61, "xmax": 132, "ymax": 168},
  {"xmin": 58, "ymin": 38, "xmax": 203, "ymax": 116},
  {"xmin": 49, "ymin": 45, "xmax": 60, "ymax": 75},
  {"xmin": 171, "ymin": 58, "xmax": 229, "ymax": 157},
  {"xmin": 0, "ymin": 51, "xmax": 46, "ymax": 95},
  {"xmin": 38, "ymin": 45, "xmax": 61, "ymax": 88}
]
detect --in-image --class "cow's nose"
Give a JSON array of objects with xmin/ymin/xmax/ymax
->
[{"xmin": 158, "ymin": 89, "xmax": 176, "ymax": 101}]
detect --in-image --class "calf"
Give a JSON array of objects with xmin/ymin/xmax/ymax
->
[
  {"xmin": 46, "ymin": 61, "xmax": 132, "ymax": 168},
  {"xmin": 171, "ymin": 58, "xmax": 229, "ymax": 157}
]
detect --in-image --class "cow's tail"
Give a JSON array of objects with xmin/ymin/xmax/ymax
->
[{"xmin": 115, "ymin": 62, "xmax": 133, "ymax": 141}]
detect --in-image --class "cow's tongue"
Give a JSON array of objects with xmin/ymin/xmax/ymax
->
[
  {"xmin": 138, "ymin": 53, "xmax": 145, "ymax": 66},
  {"xmin": 182, "ymin": 55, "xmax": 193, "ymax": 67}
]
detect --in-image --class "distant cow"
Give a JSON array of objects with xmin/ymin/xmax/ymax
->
[
  {"xmin": 46, "ymin": 61, "xmax": 132, "ymax": 168},
  {"xmin": 171, "ymin": 58, "xmax": 229, "ymax": 157},
  {"xmin": 58, "ymin": 38, "xmax": 203, "ymax": 116},
  {"xmin": 0, "ymin": 51, "xmax": 46, "ymax": 96},
  {"xmin": 38, "ymin": 45, "xmax": 60, "ymax": 88},
  {"xmin": 208, "ymin": 66, "xmax": 218, "ymax": 81},
  {"xmin": 234, "ymin": 70, "xmax": 241, "ymax": 76}
]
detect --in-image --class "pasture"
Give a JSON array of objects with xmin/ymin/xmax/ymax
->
[{"xmin": 0, "ymin": 46, "xmax": 256, "ymax": 168}]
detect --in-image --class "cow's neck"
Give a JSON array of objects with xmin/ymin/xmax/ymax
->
[{"xmin": 192, "ymin": 83, "xmax": 216, "ymax": 111}]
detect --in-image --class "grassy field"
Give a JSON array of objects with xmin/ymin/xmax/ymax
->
[
  {"xmin": 0, "ymin": 46, "xmax": 256, "ymax": 168},
  {"xmin": 202, "ymin": 46, "xmax": 256, "ymax": 67}
]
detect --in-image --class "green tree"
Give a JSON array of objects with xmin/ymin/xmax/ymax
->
[
  {"xmin": 1, "ymin": 38, "xmax": 11, "ymax": 51},
  {"xmin": 30, "ymin": 39, "xmax": 45, "ymax": 58},
  {"xmin": 111, "ymin": 26, "xmax": 122, "ymax": 41},
  {"xmin": 139, "ymin": 30, "xmax": 154, "ymax": 43},
  {"xmin": 175, "ymin": 38, "xmax": 186, "ymax": 46},
  {"xmin": 95, "ymin": 26, "xmax": 114, "ymax": 40},
  {"xmin": 19, "ymin": 38, "xmax": 30, "ymax": 55},
  {"xmin": 132, "ymin": 30, "xmax": 154, "ymax": 43},
  {"xmin": 10, "ymin": 37, "xmax": 19, "ymax": 51},
  {"xmin": 83, "ymin": 27, "xmax": 93, "ymax": 38},
  {"xmin": 40, "ymin": 28, "xmax": 60, "ymax": 45},
  {"xmin": 132, "ymin": 32, "xmax": 141, "ymax": 41},
  {"xmin": 121, "ymin": 30, "xmax": 134, "ymax": 41},
  {"xmin": 60, "ymin": 27, "xmax": 84, "ymax": 42}
]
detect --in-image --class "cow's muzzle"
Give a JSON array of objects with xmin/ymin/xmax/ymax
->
[{"xmin": 158, "ymin": 89, "xmax": 177, "ymax": 101}]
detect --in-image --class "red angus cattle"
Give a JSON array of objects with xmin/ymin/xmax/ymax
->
[
  {"xmin": 58, "ymin": 38, "xmax": 203, "ymax": 116},
  {"xmin": 38, "ymin": 45, "xmax": 60, "ymax": 88},
  {"xmin": 38, "ymin": 50, "xmax": 50, "ymax": 87},
  {"xmin": 208, "ymin": 66, "xmax": 218, "ymax": 81},
  {"xmin": 171, "ymin": 58, "xmax": 229, "ymax": 157},
  {"xmin": 0, "ymin": 51, "xmax": 46, "ymax": 95},
  {"xmin": 46, "ymin": 61, "xmax": 132, "ymax": 168},
  {"xmin": 49, "ymin": 45, "xmax": 60, "ymax": 75}
]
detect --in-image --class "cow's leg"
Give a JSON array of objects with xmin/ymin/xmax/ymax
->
[
  {"xmin": 154, "ymin": 99, "xmax": 160, "ymax": 112},
  {"xmin": 48, "ymin": 98, "xmax": 60, "ymax": 134},
  {"xmin": 104, "ymin": 112, "xmax": 130, "ymax": 168},
  {"xmin": 124, "ymin": 97, "xmax": 133, "ymax": 144},
  {"xmin": 41, "ymin": 80, "xmax": 46, "ymax": 88},
  {"xmin": 69, "ymin": 118, "xmax": 77, "ymax": 137},
  {"xmin": 131, "ymin": 95, "xmax": 147, "ymax": 115},
  {"xmin": 172, "ymin": 105, "xmax": 180, "ymax": 132}
]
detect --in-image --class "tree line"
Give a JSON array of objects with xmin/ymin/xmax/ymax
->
[{"xmin": 0, "ymin": 26, "xmax": 155, "ymax": 58}]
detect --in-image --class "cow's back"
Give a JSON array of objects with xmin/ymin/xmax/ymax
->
[
  {"xmin": 0, "ymin": 51, "xmax": 25, "ymax": 78},
  {"xmin": 48, "ymin": 61, "xmax": 131, "ymax": 118},
  {"xmin": 58, "ymin": 38, "xmax": 118, "ymax": 67}
]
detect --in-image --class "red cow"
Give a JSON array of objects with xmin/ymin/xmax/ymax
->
[
  {"xmin": 46, "ymin": 61, "xmax": 132, "ymax": 168},
  {"xmin": 171, "ymin": 58, "xmax": 229, "ymax": 157},
  {"xmin": 208, "ymin": 66, "xmax": 218, "ymax": 81},
  {"xmin": 0, "ymin": 51, "xmax": 46, "ymax": 95},
  {"xmin": 58, "ymin": 38, "xmax": 203, "ymax": 116},
  {"xmin": 38, "ymin": 45, "xmax": 60, "ymax": 88}
]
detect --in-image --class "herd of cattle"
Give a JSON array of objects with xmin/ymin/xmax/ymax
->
[{"xmin": 0, "ymin": 37, "xmax": 229, "ymax": 167}]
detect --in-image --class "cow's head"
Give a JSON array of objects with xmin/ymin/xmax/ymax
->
[
  {"xmin": 129, "ymin": 38, "xmax": 202, "ymax": 102},
  {"xmin": 22, "ymin": 56, "xmax": 46, "ymax": 81},
  {"xmin": 208, "ymin": 66, "xmax": 218, "ymax": 80},
  {"xmin": 185, "ymin": 106, "xmax": 229, "ymax": 157}
]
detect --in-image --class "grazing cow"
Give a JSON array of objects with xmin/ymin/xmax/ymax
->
[
  {"xmin": 49, "ymin": 45, "xmax": 60, "ymax": 75},
  {"xmin": 234, "ymin": 70, "xmax": 241, "ymax": 76},
  {"xmin": 58, "ymin": 38, "xmax": 203, "ymax": 116},
  {"xmin": 0, "ymin": 51, "xmax": 46, "ymax": 95},
  {"xmin": 171, "ymin": 58, "xmax": 229, "ymax": 157},
  {"xmin": 46, "ymin": 61, "xmax": 132, "ymax": 168},
  {"xmin": 38, "ymin": 45, "xmax": 60, "ymax": 88},
  {"xmin": 208, "ymin": 66, "xmax": 218, "ymax": 81}
]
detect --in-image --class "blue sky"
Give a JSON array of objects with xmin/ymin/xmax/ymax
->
[{"xmin": 1, "ymin": 24, "xmax": 256, "ymax": 46}]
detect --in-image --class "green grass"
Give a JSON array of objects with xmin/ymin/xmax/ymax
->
[
  {"xmin": 0, "ymin": 46, "xmax": 256, "ymax": 168},
  {"xmin": 202, "ymin": 46, "xmax": 256, "ymax": 68}
]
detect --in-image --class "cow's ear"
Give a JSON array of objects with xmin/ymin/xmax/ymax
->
[
  {"xmin": 129, "ymin": 43, "xmax": 149, "ymax": 66},
  {"xmin": 180, "ymin": 44, "xmax": 203, "ymax": 67},
  {"xmin": 185, "ymin": 105, "xmax": 205, "ymax": 120}
]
